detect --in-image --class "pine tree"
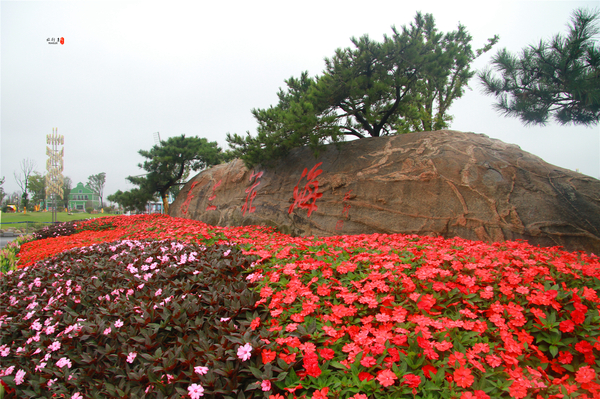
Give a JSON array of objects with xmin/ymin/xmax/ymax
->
[
  {"xmin": 227, "ymin": 12, "xmax": 497, "ymax": 168},
  {"xmin": 126, "ymin": 135, "xmax": 222, "ymax": 213},
  {"xmin": 478, "ymin": 8, "xmax": 600, "ymax": 126}
]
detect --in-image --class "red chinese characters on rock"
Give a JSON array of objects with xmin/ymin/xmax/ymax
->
[
  {"xmin": 206, "ymin": 179, "xmax": 222, "ymax": 211},
  {"xmin": 335, "ymin": 190, "xmax": 353, "ymax": 231},
  {"xmin": 242, "ymin": 171, "xmax": 263, "ymax": 216},
  {"xmin": 180, "ymin": 182, "xmax": 199, "ymax": 215},
  {"xmin": 288, "ymin": 163, "xmax": 323, "ymax": 218}
]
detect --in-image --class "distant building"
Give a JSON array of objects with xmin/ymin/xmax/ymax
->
[
  {"xmin": 146, "ymin": 202, "xmax": 163, "ymax": 214},
  {"xmin": 69, "ymin": 182, "xmax": 101, "ymax": 211}
]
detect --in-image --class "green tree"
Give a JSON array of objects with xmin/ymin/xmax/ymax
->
[
  {"xmin": 479, "ymin": 8, "xmax": 600, "ymax": 126},
  {"xmin": 107, "ymin": 189, "xmax": 154, "ymax": 214},
  {"xmin": 227, "ymin": 72, "xmax": 331, "ymax": 167},
  {"xmin": 87, "ymin": 173, "xmax": 106, "ymax": 208},
  {"xmin": 227, "ymin": 12, "xmax": 498, "ymax": 167},
  {"xmin": 62, "ymin": 177, "xmax": 72, "ymax": 210},
  {"xmin": 127, "ymin": 135, "xmax": 223, "ymax": 213},
  {"xmin": 28, "ymin": 173, "xmax": 46, "ymax": 209}
]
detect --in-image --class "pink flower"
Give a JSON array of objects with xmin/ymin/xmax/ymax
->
[
  {"xmin": 115, "ymin": 319, "xmax": 123, "ymax": 328},
  {"xmin": 72, "ymin": 393, "xmax": 83, "ymax": 399},
  {"xmin": 48, "ymin": 341, "xmax": 61, "ymax": 352},
  {"xmin": 31, "ymin": 320, "xmax": 42, "ymax": 331},
  {"xmin": 261, "ymin": 380, "xmax": 272, "ymax": 391},
  {"xmin": 103, "ymin": 327, "xmax": 111, "ymax": 335},
  {"xmin": 237, "ymin": 343, "xmax": 253, "ymax": 361},
  {"xmin": 188, "ymin": 383, "xmax": 204, "ymax": 398},
  {"xmin": 56, "ymin": 357, "xmax": 72, "ymax": 369},
  {"xmin": 35, "ymin": 361, "xmax": 47, "ymax": 372},
  {"xmin": 194, "ymin": 366, "xmax": 209, "ymax": 375},
  {"xmin": 126, "ymin": 352, "xmax": 137, "ymax": 363},
  {"xmin": 15, "ymin": 369, "xmax": 26, "ymax": 385},
  {"xmin": 1, "ymin": 365, "xmax": 15, "ymax": 377}
]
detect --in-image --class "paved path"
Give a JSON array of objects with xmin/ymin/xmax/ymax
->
[{"xmin": 1, "ymin": 236, "xmax": 18, "ymax": 249}]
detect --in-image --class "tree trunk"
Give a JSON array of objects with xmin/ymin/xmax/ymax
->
[{"xmin": 162, "ymin": 193, "xmax": 169, "ymax": 214}]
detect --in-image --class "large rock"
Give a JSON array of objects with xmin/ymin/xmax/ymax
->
[{"xmin": 170, "ymin": 130, "xmax": 600, "ymax": 255}]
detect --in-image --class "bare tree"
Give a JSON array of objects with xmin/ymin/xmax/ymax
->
[
  {"xmin": 0, "ymin": 177, "xmax": 5, "ymax": 205},
  {"xmin": 14, "ymin": 159, "xmax": 37, "ymax": 210},
  {"xmin": 87, "ymin": 173, "xmax": 106, "ymax": 208},
  {"xmin": 14, "ymin": 159, "xmax": 36, "ymax": 192}
]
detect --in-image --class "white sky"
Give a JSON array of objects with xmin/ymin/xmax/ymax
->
[{"xmin": 2, "ymin": 0, "xmax": 599, "ymax": 199}]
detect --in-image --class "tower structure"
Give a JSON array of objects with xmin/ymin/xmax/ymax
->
[{"xmin": 45, "ymin": 128, "xmax": 65, "ymax": 223}]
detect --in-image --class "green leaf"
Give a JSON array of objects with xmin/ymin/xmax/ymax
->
[{"xmin": 549, "ymin": 345, "xmax": 559, "ymax": 358}]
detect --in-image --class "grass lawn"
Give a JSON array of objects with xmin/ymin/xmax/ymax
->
[{"xmin": 0, "ymin": 212, "xmax": 116, "ymax": 232}]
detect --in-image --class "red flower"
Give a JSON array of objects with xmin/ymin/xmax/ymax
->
[
  {"xmin": 559, "ymin": 319, "xmax": 575, "ymax": 333},
  {"xmin": 571, "ymin": 310, "xmax": 586, "ymax": 325},
  {"xmin": 250, "ymin": 317, "xmax": 261, "ymax": 330},
  {"xmin": 386, "ymin": 347, "xmax": 400, "ymax": 363},
  {"xmin": 453, "ymin": 367, "xmax": 475, "ymax": 388},
  {"xmin": 318, "ymin": 348, "xmax": 335, "ymax": 360},
  {"xmin": 417, "ymin": 294, "xmax": 436, "ymax": 312},
  {"xmin": 435, "ymin": 340, "xmax": 453, "ymax": 351},
  {"xmin": 279, "ymin": 352, "xmax": 297, "ymax": 364},
  {"xmin": 262, "ymin": 349, "xmax": 276, "ymax": 364},
  {"xmin": 317, "ymin": 284, "xmax": 331, "ymax": 296},
  {"xmin": 312, "ymin": 387, "xmax": 329, "ymax": 399},
  {"xmin": 358, "ymin": 372, "xmax": 374, "ymax": 381},
  {"xmin": 461, "ymin": 391, "xmax": 490, "ymax": 399},
  {"xmin": 449, "ymin": 351, "xmax": 467, "ymax": 367},
  {"xmin": 509, "ymin": 380, "xmax": 529, "ymax": 399},
  {"xmin": 557, "ymin": 351, "xmax": 573, "ymax": 365},
  {"xmin": 422, "ymin": 364, "xmax": 438, "ymax": 379},
  {"xmin": 376, "ymin": 369, "xmax": 398, "ymax": 387},
  {"xmin": 303, "ymin": 352, "xmax": 322, "ymax": 378},
  {"xmin": 575, "ymin": 340, "xmax": 594, "ymax": 354},
  {"xmin": 402, "ymin": 373, "xmax": 421, "ymax": 388},
  {"xmin": 284, "ymin": 384, "xmax": 303, "ymax": 394},
  {"xmin": 360, "ymin": 356, "xmax": 377, "ymax": 367},
  {"xmin": 575, "ymin": 365, "xmax": 597, "ymax": 384}
]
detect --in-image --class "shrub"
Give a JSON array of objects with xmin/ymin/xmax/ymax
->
[
  {"xmin": 0, "ymin": 239, "xmax": 285, "ymax": 398},
  {"xmin": 33, "ymin": 221, "xmax": 79, "ymax": 241},
  {"xmin": 32, "ymin": 219, "xmax": 116, "ymax": 242},
  {"xmin": 0, "ymin": 235, "xmax": 35, "ymax": 273}
]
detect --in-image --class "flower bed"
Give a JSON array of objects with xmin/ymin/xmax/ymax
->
[{"xmin": 1, "ymin": 214, "xmax": 599, "ymax": 398}]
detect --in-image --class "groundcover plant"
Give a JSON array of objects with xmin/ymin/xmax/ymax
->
[
  {"xmin": 1, "ymin": 214, "xmax": 599, "ymax": 398},
  {"xmin": 0, "ymin": 237, "xmax": 281, "ymax": 398}
]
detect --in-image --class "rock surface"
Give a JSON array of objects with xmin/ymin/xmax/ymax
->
[{"xmin": 170, "ymin": 130, "xmax": 600, "ymax": 255}]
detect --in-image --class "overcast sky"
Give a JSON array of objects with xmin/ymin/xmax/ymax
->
[{"xmin": 2, "ymin": 0, "xmax": 599, "ymax": 200}]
